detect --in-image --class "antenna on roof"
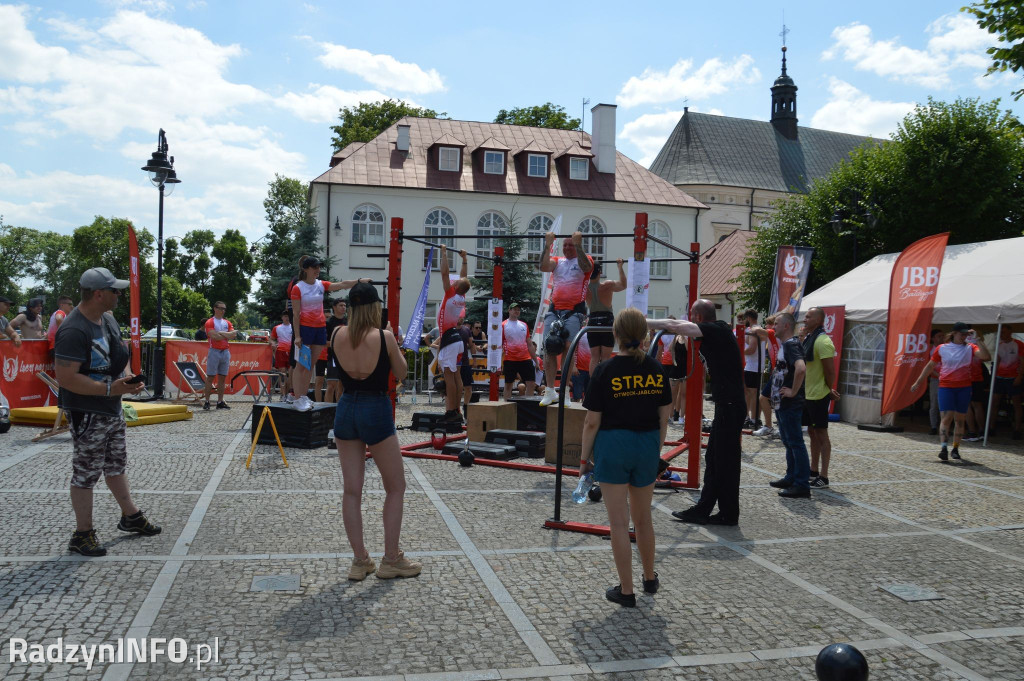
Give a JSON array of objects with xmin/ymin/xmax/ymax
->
[{"xmin": 581, "ymin": 97, "xmax": 590, "ymax": 143}]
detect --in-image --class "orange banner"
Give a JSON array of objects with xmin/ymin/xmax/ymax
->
[
  {"xmin": 0, "ymin": 340, "xmax": 55, "ymax": 408},
  {"xmin": 881, "ymin": 233, "xmax": 949, "ymax": 415},
  {"xmin": 163, "ymin": 340, "xmax": 273, "ymax": 395},
  {"xmin": 128, "ymin": 224, "xmax": 142, "ymax": 375}
]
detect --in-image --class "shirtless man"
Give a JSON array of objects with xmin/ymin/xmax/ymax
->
[
  {"xmin": 586, "ymin": 258, "xmax": 627, "ymax": 373},
  {"xmin": 10, "ymin": 298, "xmax": 45, "ymax": 340}
]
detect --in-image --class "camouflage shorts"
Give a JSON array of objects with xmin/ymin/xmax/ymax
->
[{"xmin": 69, "ymin": 412, "xmax": 128, "ymax": 489}]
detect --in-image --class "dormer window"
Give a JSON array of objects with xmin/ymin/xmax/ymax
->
[
  {"xmin": 569, "ymin": 157, "xmax": 589, "ymax": 181},
  {"xmin": 527, "ymin": 154, "xmax": 548, "ymax": 178},
  {"xmin": 483, "ymin": 150, "xmax": 504, "ymax": 175},
  {"xmin": 438, "ymin": 147, "xmax": 460, "ymax": 172}
]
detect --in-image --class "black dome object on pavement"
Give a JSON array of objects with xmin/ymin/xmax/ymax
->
[{"xmin": 815, "ymin": 643, "xmax": 869, "ymax": 681}]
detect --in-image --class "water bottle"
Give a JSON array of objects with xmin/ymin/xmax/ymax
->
[{"xmin": 573, "ymin": 471, "xmax": 595, "ymax": 504}]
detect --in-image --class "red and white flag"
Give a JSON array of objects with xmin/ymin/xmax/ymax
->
[
  {"xmin": 819, "ymin": 305, "xmax": 846, "ymax": 414},
  {"xmin": 128, "ymin": 224, "xmax": 142, "ymax": 375},
  {"xmin": 881, "ymin": 233, "xmax": 949, "ymax": 415}
]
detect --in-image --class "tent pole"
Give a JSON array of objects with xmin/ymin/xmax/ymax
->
[{"xmin": 984, "ymin": 318, "xmax": 1002, "ymax": 447}]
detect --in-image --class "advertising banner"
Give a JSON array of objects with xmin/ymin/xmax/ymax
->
[
  {"xmin": 819, "ymin": 305, "xmax": 846, "ymax": 414},
  {"xmin": 768, "ymin": 245, "xmax": 814, "ymax": 316},
  {"xmin": 881, "ymin": 233, "xmax": 949, "ymax": 415},
  {"xmin": 530, "ymin": 214, "xmax": 562, "ymax": 351},
  {"xmin": 403, "ymin": 247, "xmax": 434, "ymax": 351},
  {"xmin": 625, "ymin": 257, "xmax": 651, "ymax": 313},
  {"xmin": 163, "ymin": 341, "xmax": 273, "ymax": 395},
  {"xmin": 127, "ymin": 224, "xmax": 142, "ymax": 375},
  {"xmin": 0, "ymin": 340, "xmax": 54, "ymax": 408}
]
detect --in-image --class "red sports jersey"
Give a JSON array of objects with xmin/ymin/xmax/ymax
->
[
  {"xmin": 289, "ymin": 279, "xmax": 333, "ymax": 327},
  {"xmin": 47, "ymin": 309, "xmax": 66, "ymax": 350},
  {"xmin": 996, "ymin": 338, "xmax": 1024, "ymax": 378},
  {"xmin": 270, "ymin": 323, "xmax": 292, "ymax": 350},
  {"xmin": 576, "ymin": 333, "xmax": 591, "ymax": 372},
  {"xmin": 205, "ymin": 317, "xmax": 234, "ymax": 351},
  {"xmin": 502, "ymin": 319, "xmax": 531, "ymax": 362},
  {"xmin": 438, "ymin": 276, "xmax": 466, "ymax": 333},
  {"xmin": 659, "ymin": 334, "xmax": 675, "ymax": 366},
  {"xmin": 931, "ymin": 343, "xmax": 979, "ymax": 388},
  {"xmin": 550, "ymin": 255, "xmax": 594, "ymax": 310}
]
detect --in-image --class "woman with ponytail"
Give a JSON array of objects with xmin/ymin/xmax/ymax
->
[{"xmin": 580, "ymin": 307, "xmax": 672, "ymax": 607}]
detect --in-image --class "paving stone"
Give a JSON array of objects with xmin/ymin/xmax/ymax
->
[
  {"xmin": 0, "ymin": 450, "xmax": 223, "ymax": 491},
  {"xmin": 833, "ymin": 480, "xmax": 1024, "ymax": 530},
  {"xmin": 934, "ymin": 636, "xmax": 1024, "ymax": 680}
]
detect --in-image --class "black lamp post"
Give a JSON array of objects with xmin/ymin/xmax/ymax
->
[
  {"xmin": 141, "ymin": 129, "xmax": 181, "ymax": 399},
  {"xmin": 830, "ymin": 199, "xmax": 877, "ymax": 267}
]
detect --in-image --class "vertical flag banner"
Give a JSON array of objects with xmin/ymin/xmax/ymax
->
[
  {"xmin": 820, "ymin": 305, "xmax": 846, "ymax": 414},
  {"xmin": 127, "ymin": 224, "xmax": 142, "ymax": 375},
  {"xmin": 769, "ymin": 245, "xmax": 815, "ymax": 316},
  {"xmin": 403, "ymin": 247, "xmax": 434, "ymax": 351},
  {"xmin": 881, "ymin": 232, "xmax": 949, "ymax": 415},
  {"xmin": 531, "ymin": 214, "xmax": 562, "ymax": 351},
  {"xmin": 625, "ymin": 257, "xmax": 651, "ymax": 313}
]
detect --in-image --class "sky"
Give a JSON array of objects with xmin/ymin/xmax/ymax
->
[{"xmin": 0, "ymin": 0, "xmax": 1018, "ymax": 250}]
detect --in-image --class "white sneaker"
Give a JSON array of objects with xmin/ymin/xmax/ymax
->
[
  {"xmin": 295, "ymin": 396, "xmax": 313, "ymax": 411},
  {"xmin": 676, "ymin": 417, "xmax": 685, "ymax": 426},
  {"xmin": 539, "ymin": 390, "xmax": 558, "ymax": 407},
  {"xmin": 284, "ymin": 393, "xmax": 295, "ymax": 404},
  {"xmin": 753, "ymin": 425, "xmax": 772, "ymax": 436}
]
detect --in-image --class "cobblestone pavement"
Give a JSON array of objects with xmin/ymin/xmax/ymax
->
[{"xmin": 1, "ymin": 397, "xmax": 1022, "ymax": 680}]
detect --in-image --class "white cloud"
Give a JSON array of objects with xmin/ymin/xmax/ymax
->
[
  {"xmin": 810, "ymin": 78, "xmax": 914, "ymax": 138},
  {"xmin": 616, "ymin": 55, "xmax": 760, "ymax": 108},
  {"xmin": 315, "ymin": 41, "xmax": 445, "ymax": 94},
  {"xmin": 620, "ymin": 107, "xmax": 724, "ymax": 166},
  {"xmin": 276, "ymin": 84, "xmax": 393, "ymax": 123},
  {"xmin": 0, "ymin": 5, "xmax": 70, "ymax": 82},
  {"xmin": 822, "ymin": 16, "xmax": 995, "ymax": 89}
]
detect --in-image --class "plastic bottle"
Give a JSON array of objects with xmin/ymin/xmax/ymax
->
[{"xmin": 573, "ymin": 471, "xmax": 595, "ymax": 504}]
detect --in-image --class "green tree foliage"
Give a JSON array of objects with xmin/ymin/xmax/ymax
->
[
  {"xmin": 161, "ymin": 276, "xmax": 209, "ymax": 329},
  {"xmin": 0, "ymin": 218, "xmax": 38, "ymax": 295},
  {"xmin": 211, "ymin": 229, "xmax": 256, "ymax": 316},
  {"xmin": 166, "ymin": 228, "xmax": 255, "ymax": 314},
  {"xmin": 493, "ymin": 103, "xmax": 581, "ymax": 130},
  {"xmin": 330, "ymin": 100, "xmax": 444, "ymax": 153},
  {"xmin": 963, "ymin": 1, "xmax": 1024, "ymax": 100},
  {"xmin": 179, "ymin": 229, "xmax": 216, "ymax": 295},
  {"xmin": 466, "ymin": 205, "xmax": 543, "ymax": 329},
  {"xmin": 737, "ymin": 98, "xmax": 1024, "ymax": 311}
]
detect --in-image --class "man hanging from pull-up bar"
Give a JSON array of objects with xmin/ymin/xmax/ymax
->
[
  {"xmin": 437, "ymin": 245, "xmax": 471, "ymax": 423},
  {"xmin": 539, "ymin": 231, "xmax": 594, "ymax": 407}
]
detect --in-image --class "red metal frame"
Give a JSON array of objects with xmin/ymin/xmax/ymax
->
[{"xmin": 387, "ymin": 217, "xmax": 403, "ymax": 419}]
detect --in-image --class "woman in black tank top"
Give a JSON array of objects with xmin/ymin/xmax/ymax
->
[{"xmin": 330, "ymin": 283, "xmax": 421, "ymax": 581}]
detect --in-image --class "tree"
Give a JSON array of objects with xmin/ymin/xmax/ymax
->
[
  {"xmin": 0, "ymin": 218, "xmax": 40, "ymax": 295},
  {"xmin": 736, "ymin": 98, "xmax": 1024, "ymax": 311},
  {"xmin": 494, "ymin": 103, "xmax": 581, "ymax": 130},
  {"xmin": 70, "ymin": 217, "xmax": 158, "ymax": 326},
  {"xmin": 330, "ymin": 100, "xmax": 444, "ymax": 153},
  {"xmin": 963, "ymin": 1, "xmax": 1024, "ymax": 100},
  {"xmin": 23, "ymin": 231, "xmax": 76, "ymax": 304},
  {"xmin": 211, "ymin": 229, "xmax": 256, "ymax": 316},
  {"xmin": 161, "ymin": 276, "xmax": 209, "ymax": 329},
  {"xmin": 179, "ymin": 229, "xmax": 216, "ymax": 296},
  {"xmin": 466, "ymin": 205, "xmax": 543, "ymax": 329}
]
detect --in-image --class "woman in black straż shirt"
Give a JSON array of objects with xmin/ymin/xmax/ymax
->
[{"xmin": 331, "ymin": 283, "xmax": 421, "ymax": 581}]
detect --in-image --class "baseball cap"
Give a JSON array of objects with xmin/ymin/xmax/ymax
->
[
  {"xmin": 80, "ymin": 267, "xmax": 129, "ymax": 290},
  {"xmin": 952, "ymin": 322, "xmax": 970, "ymax": 333},
  {"xmin": 508, "ymin": 301, "xmax": 521, "ymax": 309},
  {"xmin": 348, "ymin": 282, "xmax": 381, "ymax": 307},
  {"xmin": 301, "ymin": 256, "xmax": 323, "ymax": 269},
  {"xmin": 0, "ymin": 295, "xmax": 13, "ymax": 304}
]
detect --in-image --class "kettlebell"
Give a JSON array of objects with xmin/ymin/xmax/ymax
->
[
  {"xmin": 430, "ymin": 428, "xmax": 446, "ymax": 450},
  {"xmin": 458, "ymin": 449, "xmax": 475, "ymax": 467},
  {"xmin": 588, "ymin": 484, "xmax": 603, "ymax": 502}
]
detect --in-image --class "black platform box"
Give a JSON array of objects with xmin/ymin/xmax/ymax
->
[
  {"xmin": 411, "ymin": 411, "xmax": 463, "ymax": 433},
  {"xmin": 485, "ymin": 429, "xmax": 546, "ymax": 458},
  {"xmin": 509, "ymin": 396, "xmax": 547, "ymax": 432},
  {"xmin": 251, "ymin": 402, "xmax": 334, "ymax": 449},
  {"xmin": 442, "ymin": 441, "xmax": 518, "ymax": 461}
]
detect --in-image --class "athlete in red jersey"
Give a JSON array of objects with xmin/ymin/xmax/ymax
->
[
  {"xmin": 992, "ymin": 325, "xmax": 1024, "ymax": 438},
  {"xmin": 538, "ymin": 231, "xmax": 593, "ymax": 405},
  {"xmin": 501, "ymin": 302, "xmax": 537, "ymax": 399},
  {"xmin": 437, "ymin": 245, "xmax": 470, "ymax": 423},
  {"xmin": 46, "ymin": 296, "xmax": 74, "ymax": 358}
]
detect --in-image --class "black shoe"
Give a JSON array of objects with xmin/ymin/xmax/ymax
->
[
  {"xmin": 950, "ymin": 447, "xmax": 961, "ymax": 460},
  {"xmin": 779, "ymin": 486, "xmax": 811, "ymax": 498},
  {"xmin": 939, "ymin": 445, "xmax": 949, "ymax": 461},
  {"xmin": 605, "ymin": 585, "xmax": 636, "ymax": 608},
  {"xmin": 930, "ymin": 427, "xmax": 938, "ymax": 435},
  {"xmin": 809, "ymin": 476, "xmax": 830, "ymax": 489},
  {"xmin": 706, "ymin": 514, "xmax": 738, "ymax": 526},
  {"xmin": 808, "ymin": 470, "xmax": 819, "ymax": 481},
  {"xmin": 216, "ymin": 401, "xmax": 230, "ymax": 410},
  {"xmin": 642, "ymin": 572, "xmax": 659, "ymax": 594},
  {"xmin": 69, "ymin": 529, "xmax": 107, "ymax": 557},
  {"xmin": 202, "ymin": 401, "xmax": 210, "ymax": 411},
  {"xmin": 672, "ymin": 411, "xmax": 679, "ymax": 421},
  {"xmin": 671, "ymin": 508, "xmax": 709, "ymax": 524},
  {"xmin": 769, "ymin": 478, "xmax": 791, "ymax": 489},
  {"xmin": 117, "ymin": 510, "xmax": 162, "ymax": 536}
]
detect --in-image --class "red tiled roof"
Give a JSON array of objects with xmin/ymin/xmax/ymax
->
[
  {"xmin": 312, "ymin": 117, "xmax": 705, "ymax": 210},
  {"xmin": 699, "ymin": 229, "xmax": 758, "ymax": 295}
]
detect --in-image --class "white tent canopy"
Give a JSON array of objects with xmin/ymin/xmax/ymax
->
[{"xmin": 800, "ymin": 236, "xmax": 1024, "ymax": 324}]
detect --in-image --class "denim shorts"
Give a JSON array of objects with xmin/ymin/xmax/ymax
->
[
  {"xmin": 300, "ymin": 325, "xmax": 327, "ymax": 346},
  {"xmin": 333, "ymin": 393, "xmax": 396, "ymax": 445},
  {"xmin": 593, "ymin": 428, "xmax": 661, "ymax": 487},
  {"xmin": 206, "ymin": 348, "xmax": 231, "ymax": 376}
]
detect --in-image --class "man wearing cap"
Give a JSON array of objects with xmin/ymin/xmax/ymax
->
[
  {"xmin": 538, "ymin": 231, "xmax": 594, "ymax": 406},
  {"xmin": 912, "ymin": 322, "xmax": 991, "ymax": 460},
  {"xmin": 202, "ymin": 300, "xmax": 238, "ymax": 410},
  {"xmin": 0, "ymin": 295, "xmax": 23, "ymax": 347},
  {"xmin": 502, "ymin": 302, "xmax": 537, "ymax": 399},
  {"xmin": 54, "ymin": 267, "xmax": 160, "ymax": 557}
]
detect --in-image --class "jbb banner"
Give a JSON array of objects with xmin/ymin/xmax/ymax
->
[
  {"xmin": 0, "ymin": 340, "xmax": 55, "ymax": 408},
  {"xmin": 881, "ymin": 233, "xmax": 949, "ymax": 415},
  {"xmin": 163, "ymin": 341, "xmax": 273, "ymax": 395}
]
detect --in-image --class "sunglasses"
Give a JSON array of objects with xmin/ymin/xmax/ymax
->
[{"xmin": 104, "ymin": 288, "xmax": 123, "ymax": 294}]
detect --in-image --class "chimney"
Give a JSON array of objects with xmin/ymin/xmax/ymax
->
[
  {"xmin": 396, "ymin": 123, "xmax": 410, "ymax": 152},
  {"xmin": 590, "ymin": 103, "xmax": 617, "ymax": 174}
]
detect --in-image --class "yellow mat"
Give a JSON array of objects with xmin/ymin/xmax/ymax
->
[{"xmin": 11, "ymin": 402, "xmax": 192, "ymax": 427}]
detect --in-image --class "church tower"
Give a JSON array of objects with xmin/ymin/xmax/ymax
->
[{"xmin": 771, "ymin": 45, "xmax": 798, "ymax": 140}]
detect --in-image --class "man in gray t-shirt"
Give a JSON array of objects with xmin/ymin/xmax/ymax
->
[
  {"xmin": 0, "ymin": 295, "xmax": 23, "ymax": 346},
  {"xmin": 54, "ymin": 267, "xmax": 161, "ymax": 557}
]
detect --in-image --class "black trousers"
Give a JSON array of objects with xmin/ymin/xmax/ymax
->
[{"xmin": 692, "ymin": 401, "xmax": 745, "ymax": 521}]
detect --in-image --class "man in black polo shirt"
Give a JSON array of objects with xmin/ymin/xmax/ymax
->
[{"xmin": 648, "ymin": 299, "xmax": 745, "ymax": 525}]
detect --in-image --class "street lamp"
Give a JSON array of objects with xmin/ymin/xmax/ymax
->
[
  {"xmin": 141, "ymin": 129, "xmax": 181, "ymax": 399},
  {"xmin": 830, "ymin": 197, "xmax": 878, "ymax": 267}
]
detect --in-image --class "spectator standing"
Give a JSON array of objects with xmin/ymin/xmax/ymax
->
[
  {"xmin": 992, "ymin": 325, "xmax": 1024, "ymax": 439},
  {"xmin": 202, "ymin": 301, "xmax": 237, "ymax": 410},
  {"xmin": 55, "ymin": 268, "xmax": 159, "ymax": 557},
  {"xmin": 585, "ymin": 258, "xmax": 627, "ymax": 372},
  {"xmin": 0, "ymin": 295, "xmax": 23, "ymax": 347},
  {"xmin": 46, "ymin": 296, "xmax": 74, "ymax": 358},
  {"xmin": 580, "ymin": 307, "xmax": 671, "ymax": 607},
  {"xmin": 270, "ymin": 311, "xmax": 293, "ymax": 400},
  {"xmin": 802, "ymin": 308, "xmax": 840, "ymax": 488},
  {"xmin": 752, "ymin": 316, "xmax": 780, "ymax": 437},
  {"xmin": 740, "ymin": 309, "xmax": 767, "ymax": 429},
  {"xmin": 649, "ymin": 300, "xmax": 745, "ymax": 526},
  {"xmin": 11, "ymin": 298, "xmax": 45, "ymax": 339},
  {"xmin": 965, "ymin": 343, "xmax": 990, "ymax": 441},
  {"xmin": 927, "ymin": 329, "xmax": 944, "ymax": 435},
  {"xmin": 325, "ymin": 298, "xmax": 348, "ymax": 404},
  {"xmin": 501, "ymin": 302, "xmax": 537, "ymax": 399},
  {"xmin": 765, "ymin": 313, "xmax": 811, "ymax": 498},
  {"xmin": 570, "ymin": 321, "xmax": 591, "ymax": 402},
  {"xmin": 669, "ymin": 333, "xmax": 688, "ymax": 426},
  {"xmin": 470, "ymin": 320, "xmax": 487, "ymax": 353}
]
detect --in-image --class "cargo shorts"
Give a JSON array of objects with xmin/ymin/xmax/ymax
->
[{"xmin": 69, "ymin": 412, "xmax": 128, "ymax": 488}]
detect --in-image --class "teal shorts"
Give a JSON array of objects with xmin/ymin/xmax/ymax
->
[{"xmin": 593, "ymin": 428, "xmax": 661, "ymax": 487}]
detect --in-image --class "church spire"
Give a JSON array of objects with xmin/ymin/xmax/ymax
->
[{"xmin": 771, "ymin": 24, "xmax": 798, "ymax": 140}]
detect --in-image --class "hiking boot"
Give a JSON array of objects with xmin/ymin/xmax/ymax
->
[
  {"xmin": 216, "ymin": 401, "xmax": 230, "ymax": 410},
  {"xmin": 950, "ymin": 447, "xmax": 961, "ymax": 460},
  {"xmin": 376, "ymin": 551, "xmax": 422, "ymax": 579},
  {"xmin": 939, "ymin": 445, "xmax": 949, "ymax": 461},
  {"xmin": 605, "ymin": 585, "xmax": 636, "ymax": 608},
  {"xmin": 348, "ymin": 556, "xmax": 376, "ymax": 581},
  {"xmin": 642, "ymin": 572, "xmax": 660, "ymax": 594},
  {"xmin": 117, "ymin": 510, "xmax": 162, "ymax": 536},
  {"xmin": 202, "ymin": 401, "xmax": 210, "ymax": 411},
  {"xmin": 69, "ymin": 529, "xmax": 107, "ymax": 557}
]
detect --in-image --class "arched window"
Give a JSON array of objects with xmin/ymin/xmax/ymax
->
[
  {"xmin": 475, "ymin": 211, "xmax": 509, "ymax": 273},
  {"xmin": 424, "ymin": 208, "xmax": 456, "ymax": 270},
  {"xmin": 351, "ymin": 204, "xmax": 385, "ymax": 245},
  {"xmin": 839, "ymin": 324, "xmax": 886, "ymax": 400},
  {"xmin": 649, "ymin": 220, "xmax": 671, "ymax": 278},
  {"xmin": 527, "ymin": 214, "xmax": 553, "ymax": 262},
  {"xmin": 577, "ymin": 216, "xmax": 605, "ymax": 261}
]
